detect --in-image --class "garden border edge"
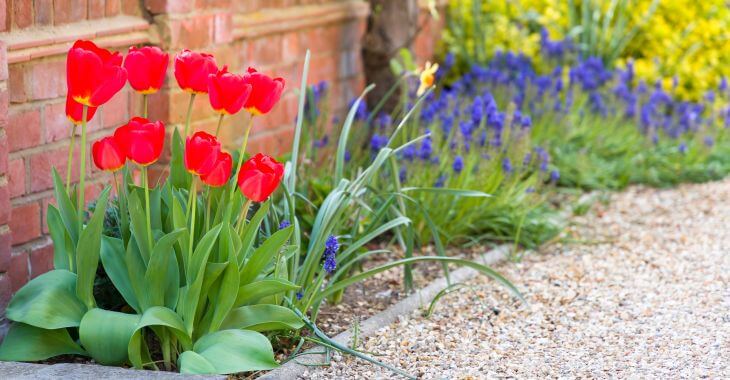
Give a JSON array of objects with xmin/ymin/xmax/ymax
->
[{"xmin": 260, "ymin": 244, "xmax": 512, "ymax": 380}]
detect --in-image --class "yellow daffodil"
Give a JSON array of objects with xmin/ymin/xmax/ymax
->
[{"xmin": 417, "ymin": 61, "xmax": 439, "ymax": 97}]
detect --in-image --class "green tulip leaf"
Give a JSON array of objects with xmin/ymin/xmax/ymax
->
[
  {"xmin": 127, "ymin": 191, "xmax": 151, "ymax": 262},
  {"xmin": 51, "ymin": 168, "xmax": 79, "ymax": 244},
  {"xmin": 239, "ymin": 226, "xmax": 293, "ymax": 286},
  {"xmin": 145, "ymin": 229, "xmax": 185, "ymax": 307},
  {"xmin": 206, "ymin": 260, "xmax": 239, "ymax": 334},
  {"xmin": 100, "ymin": 236, "xmax": 140, "ymax": 312},
  {"xmin": 180, "ymin": 224, "xmax": 222, "ymax": 334},
  {"xmin": 0, "ymin": 323, "xmax": 86, "ymax": 361},
  {"xmin": 178, "ymin": 351, "xmax": 216, "ymax": 374},
  {"xmin": 237, "ymin": 201, "xmax": 270, "ymax": 265},
  {"xmin": 125, "ymin": 235, "xmax": 150, "ymax": 311},
  {"xmin": 79, "ymin": 308, "xmax": 140, "ymax": 365},
  {"xmin": 220, "ymin": 304, "xmax": 303, "ymax": 332},
  {"xmin": 179, "ymin": 329, "xmax": 278, "ymax": 374},
  {"xmin": 128, "ymin": 306, "xmax": 192, "ymax": 369},
  {"xmin": 5, "ymin": 270, "xmax": 87, "ymax": 329},
  {"xmin": 234, "ymin": 278, "xmax": 299, "ymax": 307},
  {"xmin": 170, "ymin": 128, "xmax": 192, "ymax": 190},
  {"xmin": 47, "ymin": 205, "xmax": 75, "ymax": 271},
  {"xmin": 76, "ymin": 187, "xmax": 110, "ymax": 309}
]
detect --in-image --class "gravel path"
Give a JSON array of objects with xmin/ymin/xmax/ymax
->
[{"xmin": 302, "ymin": 179, "xmax": 730, "ymax": 379}]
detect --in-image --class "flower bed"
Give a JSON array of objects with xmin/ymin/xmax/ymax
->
[{"xmin": 0, "ymin": 41, "xmax": 518, "ymax": 377}]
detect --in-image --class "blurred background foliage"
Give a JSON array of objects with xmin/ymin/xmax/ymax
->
[{"xmin": 443, "ymin": 0, "xmax": 730, "ymax": 100}]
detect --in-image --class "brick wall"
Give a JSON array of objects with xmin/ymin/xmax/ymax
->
[{"xmin": 0, "ymin": 0, "xmax": 445, "ymax": 311}]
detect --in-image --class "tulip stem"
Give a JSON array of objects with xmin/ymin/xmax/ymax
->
[
  {"xmin": 214, "ymin": 114, "xmax": 224, "ymax": 137},
  {"xmin": 184, "ymin": 93, "xmax": 196, "ymax": 137},
  {"xmin": 142, "ymin": 94, "xmax": 148, "ymax": 118},
  {"xmin": 78, "ymin": 106, "xmax": 88, "ymax": 231},
  {"xmin": 236, "ymin": 199, "xmax": 252, "ymax": 235},
  {"xmin": 204, "ymin": 187, "xmax": 211, "ymax": 231},
  {"xmin": 65, "ymin": 123, "xmax": 77, "ymax": 194},
  {"xmin": 141, "ymin": 166, "xmax": 154, "ymax": 253},
  {"xmin": 188, "ymin": 179, "xmax": 197, "ymax": 264},
  {"xmin": 229, "ymin": 115, "xmax": 254, "ymax": 202},
  {"xmin": 223, "ymin": 114, "xmax": 254, "ymax": 224}
]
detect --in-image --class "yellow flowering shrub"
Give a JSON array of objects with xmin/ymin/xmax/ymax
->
[{"xmin": 444, "ymin": 0, "xmax": 729, "ymax": 100}]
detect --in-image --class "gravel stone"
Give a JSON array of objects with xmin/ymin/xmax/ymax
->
[{"xmin": 303, "ymin": 179, "xmax": 730, "ymax": 379}]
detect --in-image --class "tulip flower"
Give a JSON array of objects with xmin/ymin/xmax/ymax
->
[
  {"xmin": 237, "ymin": 153, "xmax": 284, "ymax": 202},
  {"xmin": 66, "ymin": 95, "xmax": 98, "ymax": 125},
  {"xmin": 185, "ymin": 131, "xmax": 221, "ymax": 176},
  {"xmin": 113, "ymin": 117, "xmax": 166, "ymax": 166},
  {"xmin": 201, "ymin": 151, "xmax": 232, "ymax": 187},
  {"xmin": 67, "ymin": 40, "xmax": 127, "ymax": 107},
  {"xmin": 124, "ymin": 46, "xmax": 169, "ymax": 94},
  {"xmin": 208, "ymin": 66, "xmax": 253, "ymax": 115},
  {"xmin": 92, "ymin": 136, "xmax": 126, "ymax": 172},
  {"xmin": 243, "ymin": 68, "xmax": 285, "ymax": 115},
  {"xmin": 174, "ymin": 49, "xmax": 218, "ymax": 94}
]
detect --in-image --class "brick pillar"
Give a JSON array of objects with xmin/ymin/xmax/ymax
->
[{"xmin": 0, "ymin": 39, "xmax": 12, "ymax": 320}]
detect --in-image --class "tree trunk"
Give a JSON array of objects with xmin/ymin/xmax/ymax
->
[{"xmin": 361, "ymin": 0, "xmax": 419, "ymax": 114}]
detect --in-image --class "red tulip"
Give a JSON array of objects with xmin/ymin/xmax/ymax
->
[
  {"xmin": 92, "ymin": 136, "xmax": 126, "ymax": 172},
  {"xmin": 174, "ymin": 49, "xmax": 218, "ymax": 94},
  {"xmin": 67, "ymin": 40, "xmax": 127, "ymax": 107},
  {"xmin": 124, "ymin": 46, "xmax": 169, "ymax": 94},
  {"xmin": 113, "ymin": 117, "xmax": 165, "ymax": 166},
  {"xmin": 66, "ymin": 94, "xmax": 98, "ymax": 125},
  {"xmin": 208, "ymin": 66, "xmax": 253, "ymax": 115},
  {"xmin": 184, "ymin": 131, "xmax": 221, "ymax": 176},
  {"xmin": 201, "ymin": 151, "xmax": 232, "ymax": 187},
  {"xmin": 243, "ymin": 68, "xmax": 285, "ymax": 115},
  {"xmin": 237, "ymin": 153, "xmax": 284, "ymax": 202}
]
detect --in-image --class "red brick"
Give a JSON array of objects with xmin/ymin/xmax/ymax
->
[
  {"xmin": 10, "ymin": 202, "xmax": 41, "ymax": 245},
  {"xmin": 88, "ymin": 0, "xmax": 104, "ymax": 18},
  {"xmin": 44, "ymin": 100, "xmax": 72, "ymax": 142},
  {"xmin": 29, "ymin": 60, "xmax": 66, "ymax": 100},
  {"xmin": 169, "ymin": 16, "xmax": 214, "ymax": 50},
  {"xmin": 309, "ymin": 53, "xmax": 338, "ymax": 85},
  {"xmin": 0, "ymin": 273, "xmax": 12, "ymax": 312},
  {"xmin": 214, "ymin": 13, "xmax": 232, "ymax": 44},
  {"xmin": 146, "ymin": 0, "xmax": 193, "ymax": 14},
  {"xmin": 83, "ymin": 181, "xmax": 105, "ymax": 206},
  {"xmin": 8, "ymin": 65, "xmax": 28, "ymax": 103},
  {"xmin": 34, "ymin": 0, "xmax": 53, "ymax": 25},
  {"xmin": 8, "ymin": 158, "xmax": 25, "ymax": 198},
  {"xmin": 105, "ymin": 0, "xmax": 121, "ymax": 16},
  {"xmin": 29, "ymin": 146, "xmax": 80, "ymax": 193},
  {"xmin": 0, "ymin": 42, "xmax": 8, "ymax": 81},
  {"xmin": 13, "ymin": 0, "xmax": 33, "ymax": 29},
  {"xmin": 8, "ymin": 251, "xmax": 29, "ymax": 292},
  {"xmin": 0, "ymin": 129, "xmax": 7, "ymax": 173},
  {"xmin": 0, "ymin": 185, "xmax": 9, "ymax": 224},
  {"xmin": 121, "ymin": 0, "xmax": 142, "ymax": 15},
  {"xmin": 0, "ymin": 87, "xmax": 8, "ymax": 130},
  {"xmin": 133, "ymin": 90, "xmax": 170, "ymax": 123},
  {"xmin": 282, "ymin": 32, "xmax": 301, "ymax": 63},
  {"xmin": 101, "ymin": 90, "xmax": 129, "ymax": 129},
  {"xmin": 0, "ymin": 228, "xmax": 11, "ymax": 271},
  {"xmin": 7, "ymin": 107, "xmax": 41, "ymax": 152},
  {"xmin": 29, "ymin": 241, "xmax": 53, "ymax": 278},
  {"xmin": 41, "ymin": 196, "xmax": 53, "ymax": 234},
  {"xmin": 0, "ymin": 0, "xmax": 7, "ymax": 32},
  {"xmin": 54, "ymin": 0, "xmax": 88, "ymax": 25},
  {"xmin": 246, "ymin": 35, "xmax": 282, "ymax": 67}
]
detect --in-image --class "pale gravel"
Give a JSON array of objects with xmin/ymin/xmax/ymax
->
[{"xmin": 302, "ymin": 179, "xmax": 730, "ymax": 379}]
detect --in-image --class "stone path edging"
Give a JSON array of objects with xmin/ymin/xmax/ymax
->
[
  {"xmin": 0, "ymin": 361, "xmax": 224, "ymax": 379},
  {"xmin": 260, "ymin": 245, "xmax": 512, "ymax": 380}
]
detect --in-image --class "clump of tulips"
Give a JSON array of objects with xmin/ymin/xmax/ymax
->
[{"xmin": 0, "ymin": 40, "xmax": 300, "ymax": 374}]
